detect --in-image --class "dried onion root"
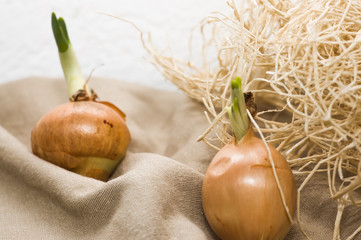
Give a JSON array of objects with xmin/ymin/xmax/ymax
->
[{"xmin": 143, "ymin": 0, "xmax": 361, "ymax": 239}]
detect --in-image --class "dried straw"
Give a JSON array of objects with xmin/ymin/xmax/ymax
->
[{"xmin": 143, "ymin": 0, "xmax": 361, "ymax": 239}]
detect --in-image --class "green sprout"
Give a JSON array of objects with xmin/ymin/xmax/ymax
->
[
  {"xmin": 226, "ymin": 77, "xmax": 250, "ymax": 141},
  {"xmin": 51, "ymin": 12, "xmax": 90, "ymax": 100}
]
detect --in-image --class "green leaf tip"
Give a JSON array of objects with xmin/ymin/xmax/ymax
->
[
  {"xmin": 51, "ymin": 12, "xmax": 70, "ymax": 53},
  {"xmin": 58, "ymin": 17, "xmax": 70, "ymax": 43},
  {"xmin": 231, "ymin": 76, "xmax": 242, "ymax": 90}
]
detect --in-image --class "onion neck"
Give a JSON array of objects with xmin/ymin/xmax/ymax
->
[
  {"xmin": 52, "ymin": 12, "xmax": 91, "ymax": 101},
  {"xmin": 58, "ymin": 46, "xmax": 90, "ymax": 99},
  {"xmin": 226, "ymin": 77, "xmax": 250, "ymax": 142}
]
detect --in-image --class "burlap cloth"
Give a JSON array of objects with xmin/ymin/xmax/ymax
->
[{"xmin": 0, "ymin": 77, "xmax": 360, "ymax": 239}]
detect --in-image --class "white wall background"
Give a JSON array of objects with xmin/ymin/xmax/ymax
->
[{"xmin": 0, "ymin": 0, "xmax": 230, "ymax": 91}]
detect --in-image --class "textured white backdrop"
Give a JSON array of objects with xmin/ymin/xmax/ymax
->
[{"xmin": 0, "ymin": 0, "xmax": 230, "ymax": 90}]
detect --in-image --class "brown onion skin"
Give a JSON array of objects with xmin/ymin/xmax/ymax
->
[
  {"xmin": 202, "ymin": 127, "xmax": 296, "ymax": 240},
  {"xmin": 31, "ymin": 101, "xmax": 130, "ymax": 181}
]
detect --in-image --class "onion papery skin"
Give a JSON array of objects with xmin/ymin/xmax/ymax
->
[
  {"xmin": 202, "ymin": 127, "xmax": 296, "ymax": 240},
  {"xmin": 31, "ymin": 101, "xmax": 130, "ymax": 181}
]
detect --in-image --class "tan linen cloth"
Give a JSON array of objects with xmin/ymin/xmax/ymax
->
[{"xmin": 0, "ymin": 77, "xmax": 360, "ymax": 240}]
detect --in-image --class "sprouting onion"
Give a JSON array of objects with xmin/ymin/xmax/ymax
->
[
  {"xmin": 202, "ymin": 77, "xmax": 296, "ymax": 240},
  {"xmin": 31, "ymin": 13, "xmax": 131, "ymax": 181}
]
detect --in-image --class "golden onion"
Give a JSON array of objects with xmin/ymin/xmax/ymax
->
[
  {"xmin": 31, "ymin": 101, "xmax": 130, "ymax": 181},
  {"xmin": 202, "ymin": 77, "xmax": 296, "ymax": 239},
  {"xmin": 30, "ymin": 13, "xmax": 131, "ymax": 181}
]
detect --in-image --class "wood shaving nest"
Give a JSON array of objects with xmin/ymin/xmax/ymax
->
[{"xmin": 140, "ymin": 0, "xmax": 361, "ymax": 239}]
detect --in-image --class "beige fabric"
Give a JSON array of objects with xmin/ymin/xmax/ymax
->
[{"xmin": 0, "ymin": 77, "xmax": 359, "ymax": 239}]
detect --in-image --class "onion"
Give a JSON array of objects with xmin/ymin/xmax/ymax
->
[
  {"xmin": 31, "ymin": 101, "xmax": 130, "ymax": 181},
  {"xmin": 30, "ymin": 13, "xmax": 130, "ymax": 181},
  {"xmin": 202, "ymin": 77, "xmax": 296, "ymax": 239}
]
